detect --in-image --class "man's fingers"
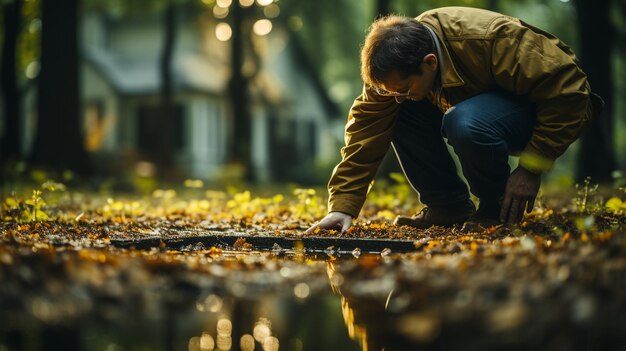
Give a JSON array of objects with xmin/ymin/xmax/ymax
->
[
  {"xmin": 516, "ymin": 199, "xmax": 526, "ymax": 222},
  {"xmin": 341, "ymin": 216, "xmax": 352, "ymax": 232},
  {"xmin": 321, "ymin": 218, "xmax": 343, "ymax": 231},
  {"xmin": 508, "ymin": 199, "xmax": 521, "ymax": 224},
  {"xmin": 307, "ymin": 212, "xmax": 352, "ymax": 233},
  {"xmin": 500, "ymin": 195, "xmax": 512, "ymax": 222},
  {"xmin": 303, "ymin": 223, "xmax": 319, "ymax": 234},
  {"xmin": 526, "ymin": 197, "xmax": 536, "ymax": 214}
]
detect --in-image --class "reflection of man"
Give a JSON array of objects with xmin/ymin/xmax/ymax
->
[
  {"xmin": 307, "ymin": 7, "xmax": 601, "ymax": 233},
  {"xmin": 326, "ymin": 261, "xmax": 400, "ymax": 351},
  {"xmin": 326, "ymin": 261, "xmax": 441, "ymax": 351}
]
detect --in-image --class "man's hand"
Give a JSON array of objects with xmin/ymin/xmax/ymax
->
[
  {"xmin": 500, "ymin": 166, "xmax": 541, "ymax": 224},
  {"xmin": 305, "ymin": 211, "xmax": 353, "ymax": 234}
]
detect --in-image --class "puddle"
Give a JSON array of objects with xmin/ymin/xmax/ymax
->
[{"xmin": 2, "ymin": 236, "xmax": 626, "ymax": 351}]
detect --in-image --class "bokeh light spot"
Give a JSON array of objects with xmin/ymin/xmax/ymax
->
[
  {"xmin": 200, "ymin": 333, "xmax": 215, "ymax": 351},
  {"xmin": 262, "ymin": 336, "xmax": 279, "ymax": 351},
  {"xmin": 240, "ymin": 334, "xmax": 255, "ymax": 351},
  {"xmin": 253, "ymin": 19, "xmax": 272, "ymax": 36},
  {"xmin": 216, "ymin": 0, "xmax": 232, "ymax": 7},
  {"xmin": 294, "ymin": 282, "xmax": 310, "ymax": 299},
  {"xmin": 288, "ymin": 16, "xmax": 303, "ymax": 32},
  {"xmin": 263, "ymin": 4, "xmax": 280, "ymax": 18},
  {"xmin": 215, "ymin": 23, "xmax": 232, "ymax": 41},
  {"xmin": 213, "ymin": 5, "xmax": 229, "ymax": 19}
]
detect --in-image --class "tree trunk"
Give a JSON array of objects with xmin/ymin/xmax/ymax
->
[
  {"xmin": 157, "ymin": 0, "xmax": 176, "ymax": 178},
  {"xmin": 30, "ymin": 0, "xmax": 91, "ymax": 175},
  {"xmin": 574, "ymin": 0, "xmax": 616, "ymax": 183},
  {"xmin": 1, "ymin": 0, "xmax": 24, "ymax": 165},
  {"xmin": 228, "ymin": 3, "xmax": 253, "ymax": 180},
  {"xmin": 375, "ymin": 0, "xmax": 391, "ymax": 19},
  {"xmin": 486, "ymin": 0, "xmax": 499, "ymax": 12}
]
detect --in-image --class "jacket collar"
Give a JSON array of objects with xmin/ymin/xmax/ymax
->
[{"xmin": 420, "ymin": 21, "xmax": 465, "ymax": 88}]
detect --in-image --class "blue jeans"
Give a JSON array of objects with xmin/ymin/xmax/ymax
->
[{"xmin": 391, "ymin": 91, "xmax": 535, "ymax": 207}]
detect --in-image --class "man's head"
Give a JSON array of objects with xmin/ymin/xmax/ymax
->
[{"xmin": 361, "ymin": 15, "xmax": 438, "ymax": 101}]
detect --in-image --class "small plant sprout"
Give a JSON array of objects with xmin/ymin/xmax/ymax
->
[
  {"xmin": 25, "ymin": 190, "xmax": 49, "ymax": 222},
  {"xmin": 574, "ymin": 177, "xmax": 599, "ymax": 213},
  {"xmin": 2, "ymin": 189, "xmax": 51, "ymax": 222}
]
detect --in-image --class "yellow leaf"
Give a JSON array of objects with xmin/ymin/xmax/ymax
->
[
  {"xmin": 4, "ymin": 197, "xmax": 19, "ymax": 208},
  {"xmin": 35, "ymin": 210, "xmax": 48, "ymax": 221},
  {"xmin": 605, "ymin": 197, "xmax": 625, "ymax": 213},
  {"xmin": 376, "ymin": 210, "xmax": 396, "ymax": 220},
  {"xmin": 427, "ymin": 240, "xmax": 440, "ymax": 249},
  {"xmin": 562, "ymin": 232, "xmax": 571, "ymax": 242}
]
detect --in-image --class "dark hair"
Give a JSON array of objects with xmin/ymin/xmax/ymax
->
[{"xmin": 361, "ymin": 15, "xmax": 434, "ymax": 87}]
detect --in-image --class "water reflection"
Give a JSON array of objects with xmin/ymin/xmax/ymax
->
[
  {"xmin": 0, "ymin": 244, "xmax": 359, "ymax": 351},
  {"xmin": 3, "ymin": 243, "xmax": 626, "ymax": 351},
  {"xmin": 327, "ymin": 252, "xmax": 626, "ymax": 351}
]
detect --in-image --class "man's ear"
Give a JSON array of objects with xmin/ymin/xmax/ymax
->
[{"xmin": 423, "ymin": 53, "xmax": 438, "ymax": 71}]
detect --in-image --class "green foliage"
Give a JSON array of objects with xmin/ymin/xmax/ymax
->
[
  {"xmin": 367, "ymin": 172, "xmax": 416, "ymax": 210},
  {"xmin": 226, "ymin": 190, "xmax": 285, "ymax": 218},
  {"xmin": 17, "ymin": 0, "xmax": 41, "ymax": 83},
  {"xmin": 572, "ymin": 177, "xmax": 626, "ymax": 216},
  {"xmin": 2, "ymin": 189, "xmax": 48, "ymax": 222},
  {"xmin": 293, "ymin": 188, "xmax": 326, "ymax": 221},
  {"xmin": 573, "ymin": 177, "xmax": 600, "ymax": 214},
  {"xmin": 605, "ymin": 187, "xmax": 626, "ymax": 215},
  {"xmin": 132, "ymin": 175, "xmax": 157, "ymax": 196},
  {"xmin": 25, "ymin": 190, "xmax": 48, "ymax": 221},
  {"xmin": 41, "ymin": 180, "xmax": 67, "ymax": 192},
  {"xmin": 1, "ymin": 175, "xmax": 71, "ymax": 222},
  {"xmin": 102, "ymin": 197, "xmax": 145, "ymax": 217}
]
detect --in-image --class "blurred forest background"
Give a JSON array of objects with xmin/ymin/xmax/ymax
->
[{"xmin": 0, "ymin": 0, "xmax": 625, "ymax": 190}]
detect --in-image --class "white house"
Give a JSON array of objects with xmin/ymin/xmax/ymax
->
[{"xmin": 80, "ymin": 5, "xmax": 339, "ymax": 182}]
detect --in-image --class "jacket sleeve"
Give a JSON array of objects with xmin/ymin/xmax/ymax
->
[
  {"xmin": 490, "ymin": 18, "xmax": 592, "ymax": 172},
  {"xmin": 327, "ymin": 86, "xmax": 399, "ymax": 218}
]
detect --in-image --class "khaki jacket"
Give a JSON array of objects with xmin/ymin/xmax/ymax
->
[{"xmin": 328, "ymin": 7, "xmax": 593, "ymax": 218}]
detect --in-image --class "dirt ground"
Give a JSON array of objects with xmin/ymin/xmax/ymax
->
[{"xmin": 1, "ymin": 188, "xmax": 626, "ymax": 351}]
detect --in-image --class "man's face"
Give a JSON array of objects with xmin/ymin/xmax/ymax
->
[{"xmin": 378, "ymin": 54, "xmax": 438, "ymax": 103}]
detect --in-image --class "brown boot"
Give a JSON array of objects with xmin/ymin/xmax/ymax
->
[{"xmin": 394, "ymin": 200, "xmax": 476, "ymax": 229}]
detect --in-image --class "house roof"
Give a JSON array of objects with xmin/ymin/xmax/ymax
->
[
  {"xmin": 84, "ymin": 47, "xmax": 228, "ymax": 95},
  {"xmin": 82, "ymin": 14, "xmax": 339, "ymax": 119}
]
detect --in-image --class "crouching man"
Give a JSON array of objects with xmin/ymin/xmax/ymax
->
[{"xmin": 307, "ymin": 7, "xmax": 601, "ymax": 233}]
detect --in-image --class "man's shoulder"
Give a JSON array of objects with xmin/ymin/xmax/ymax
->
[
  {"xmin": 416, "ymin": 6, "xmax": 505, "ymax": 23},
  {"xmin": 417, "ymin": 7, "xmax": 519, "ymax": 39}
]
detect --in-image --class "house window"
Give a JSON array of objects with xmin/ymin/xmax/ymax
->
[{"xmin": 136, "ymin": 104, "xmax": 185, "ymax": 156}]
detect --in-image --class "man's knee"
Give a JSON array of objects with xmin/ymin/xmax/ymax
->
[{"xmin": 441, "ymin": 107, "xmax": 495, "ymax": 151}]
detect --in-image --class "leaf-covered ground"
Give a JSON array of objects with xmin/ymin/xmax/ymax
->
[{"xmin": 1, "ymin": 183, "xmax": 626, "ymax": 351}]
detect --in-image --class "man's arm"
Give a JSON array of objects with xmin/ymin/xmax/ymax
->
[
  {"xmin": 307, "ymin": 87, "xmax": 397, "ymax": 233},
  {"xmin": 490, "ymin": 18, "xmax": 592, "ymax": 172},
  {"xmin": 326, "ymin": 86, "xmax": 399, "ymax": 218},
  {"xmin": 490, "ymin": 18, "xmax": 592, "ymax": 222}
]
